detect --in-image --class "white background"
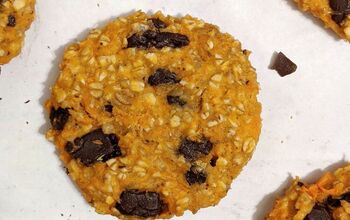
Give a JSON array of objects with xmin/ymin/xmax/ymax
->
[{"xmin": 1, "ymin": 0, "xmax": 350, "ymax": 219}]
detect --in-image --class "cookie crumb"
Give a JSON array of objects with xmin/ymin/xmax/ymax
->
[{"xmin": 270, "ymin": 52, "xmax": 297, "ymax": 77}]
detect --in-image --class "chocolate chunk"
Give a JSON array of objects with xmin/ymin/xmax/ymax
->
[
  {"xmin": 342, "ymin": 192, "xmax": 350, "ymax": 202},
  {"xmin": 178, "ymin": 138, "xmax": 213, "ymax": 161},
  {"xmin": 50, "ymin": 107, "xmax": 70, "ymax": 130},
  {"xmin": 153, "ymin": 32, "xmax": 189, "ymax": 49},
  {"xmin": 330, "ymin": 0, "xmax": 350, "ymax": 12},
  {"xmin": 167, "ymin": 95, "xmax": 186, "ymax": 106},
  {"xmin": 331, "ymin": 12, "xmax": 346, "ymax": 24},
  {"xmin": 304, "ymin": 204, "xmax": 332, "ymax": 220},
  {"xmin": 104, "ymin": 104, "xmax": 113, "ymax": 113},
  {"xmin": 210, "ymin": 156, "xmax": 218, "ymax": 167},
  {"xmin": 150, "ymin": 18, "xmax": 167, "ymax": 29},
  {"xmin": 148, "ymin": 68, "xmax": 180, "ymax": 86},
  {"xmin": 297, "ymin": 182, "xmax": 305, "ymax": 187},
  {"xmin": 326, "ymin": 196, "xmax": 341, "ymax": 208},
  {"xmin": 65, "ymin": 129, "xmax": 121, "ymax": 166},
  {"xmin": 7, "ymin": 15, "xmax": 16, "ymax": 27},
  {"xmin": 127, "ymin": 31, "xmax": 189, "ymax": 49},
  {"xmin": 185, "ymin": 165, "xmax": 207, "ymax": 185},
  {"xmin": 127, "ymin": 33, "xmax": 151, "ymax": 48},
  {"xmin": 271, "ymin": 52, "xmax": 297, "ymax": 77},
  {"xmin": 101, "ymin": 134, "xmax": 121, "ymax": 162},
  {"xmin": 329, "ymin": 0, "xmax": 350, "ymax": 23},
  {"xmin": 116, "ymin": 190, "xmax": 165, "ymax": 217},
  {"xmin": 326, "ymin": 192, "xmax": 350, "ymax": 208}
]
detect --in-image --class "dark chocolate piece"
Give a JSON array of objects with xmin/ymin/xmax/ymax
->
[
  {"xmin": 153, "ymin": 32, "xmax": 190, "ymax": 49},
  {"xmin": 178, "ymin": 138, "xmax": 213, "ymax": 161},
  {"xmin": 326, "ymin": 196, "xmax": 342, "ymax": 208},
  {"xmin": 7, "ymin": 15, "xmax": 16, "ymax": 27},
  {"xmin": 210, "ymin": 156, "xmax": 218, "ymax": 167},
  {"xmin": 65, "ymin": 129, "xmax": 121, "ymax": 166},
  {"xmin": 271, "ymin": 52, "xmax": 297, "ymax": 77},
  {"xmin": 167, "ymin": 95, "xmax": 186, "ymax": 106},
  {"xmin": 185, "ymin": 165, "xmax": 207, "ymax": 185},
  {"xmin": 304, "ymin": 204, "xmax": 332, "ymax": 220},
  {"xmin": 50, "ymin": 107, "xmax": 70, "ymax": 130},
  {"xmin": 104, "ymin": 104, "xmax": 113, "ymax": 113},
  {"xmin": 116, "ymin": 190, "xmax": 165, "ymax": 217},
  {"xmin": 148, "ymin": 68, "xmax": 180, "ymax": 86},
  {"xmin": 330, "ymin": 0, "xmax": 350, "ymax": 12},
  {"xmin": 329, "ymin": 0, "xmax": 350, "ymax": 23},
  {"xmin": 127, "ymin": 31, "xmax": 189, "ymax": 49},
  {"xmin": 151, "ymin": 18, "xmax": 167, "ymax": 29}
]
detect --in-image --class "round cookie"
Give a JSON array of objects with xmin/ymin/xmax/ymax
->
[
  {"xmin": 46, "ymin": 11, "xmax": 261, "ymax": 219},
  {"xmin": 267, "ymin": 165, "xmax": 350, "ymax": 220},
  {"xmin": 294, "ymin": 0, "xmax": 350, "ymax": 41},
  {"xmin": 0, "ymin": 0, "xmax": 35, "ymax": 65}
]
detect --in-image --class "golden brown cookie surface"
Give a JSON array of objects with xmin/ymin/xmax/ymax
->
[
  {"xmin": 46, "ymin": 11, "xmax": 261, "ymax": 219},
  {"xmin": 0, "ymin": 0, "xmax": 35, "ymax": 64},
  {"xmin": 267, "ymin": 165, "xmax": 350, "ymax": 220},
  {"xmin": 294, "ymin": 0, "xmax": 350, "ymax": 41}
]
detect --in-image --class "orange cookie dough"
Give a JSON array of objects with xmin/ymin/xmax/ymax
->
[
  {"xmin": 0, "ymin": 0, "xmax": 35, "ymax": 65},
  {"xmin": 46, "ymin": 11, "xmax": 261, "ymax": 219},
  {"xmin": 294, "ymin": 0, "xmax": 350, "ymax": 41},
  {"xmin": 267, "ymin": 165, "xmax": 350, "ymax": 220}
]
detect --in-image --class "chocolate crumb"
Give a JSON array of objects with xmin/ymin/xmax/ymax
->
[
  {"xmin": 148, "ymin": 68, "xmax": 180, "ymax": 86},
  {"xmin": 210, "ymin": 156, "xmax": 218, "ymax": 167},
  {"xmin": 7, "ymin": 15, "xmax": 16, "ymax": 27},
  {"xmin": 185, "ymin": 165, "xmax": 207, "ymax": 185},
  {"xmin": 297, "ymin": 182, "xmax": 304, "ymax": 187},
  {"xmin": 150, "ymin": 18, "xmax": 167, "ymax": 29},
  {"xmin": 271, "ymin": 52, "xmax": 297, "ymax": 77},
  {"xmin": 104, "ymin": 104, "xmax": 113, "ymax": 113},
  {"xmin": 167, "ymin": 95, "xmax": 186, "ymax": 106}
]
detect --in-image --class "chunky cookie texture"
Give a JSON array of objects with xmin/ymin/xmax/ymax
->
[
  {"xmin": 294, "ymin": 0, "xmax": 350, "ymax": 41},
  {"xmin": 267, "ymin": 165, "xmax": 350, "ymax": 220},
  {"xmin": 46, "ymin": 11, "xmax": 261, "ymax": 219},
  {"xmin": 0, "ymin": 0, "xmax": 36, "ymax": 64}
]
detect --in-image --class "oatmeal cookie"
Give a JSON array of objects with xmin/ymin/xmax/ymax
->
[
  {"xmin": 267, "ymin": 165, "xmax": 350, "ymax": 220},
  {"xmin": 0, "ymin": 0, "xmax": 35, "ymax": 65},
  {"xmin": 46, "ymin": 11, "xmax": 261, "ymax": 219},
  {"xmin": 294, "ymin": 0, "xmax": 350, "ymax": 41}
]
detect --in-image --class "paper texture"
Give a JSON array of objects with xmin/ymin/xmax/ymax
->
[{"xmin": 1, "ymin": 0, "xmax": 349, "ymax": 219}]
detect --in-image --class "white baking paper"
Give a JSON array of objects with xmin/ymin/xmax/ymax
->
[{"xmin": 1, "ymin": 0, "xmax": 350, "ymax": 219}]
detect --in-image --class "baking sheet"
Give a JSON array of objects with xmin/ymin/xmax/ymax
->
[{"xmin": 1, "ymin": 0, "xmax": 350, "ymax": 219}]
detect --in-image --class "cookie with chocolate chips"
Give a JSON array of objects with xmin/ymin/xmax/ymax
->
[
  {"xmin": 0, "ymin": 0, "xmax": 36, "ymax": 64},
  {"xmin": 267, "ymin": 165, "xmax": 350, "ymax": 220},
  {"xmin": 46, "ymin": 11, "xmax": 261, "ymax": 219},
  {"xmin": 294, "ymin": 0, "xmax": 350, "ymax": 41}
]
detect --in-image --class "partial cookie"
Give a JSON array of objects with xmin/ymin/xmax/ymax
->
[
  {"xmin": 294, "ymin": 0, "xmax": 350, "ymax": 41},
  {"xmin": 46, "ymin": 11, "xmax": 261, "ymax": 219},
  {"xmin": 0, "ymin": 0, "xmax": 35, "ymax": 64},
  {"xmin": 267, "ymin": 165, "xmax": 350, "ymax": 220}
]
